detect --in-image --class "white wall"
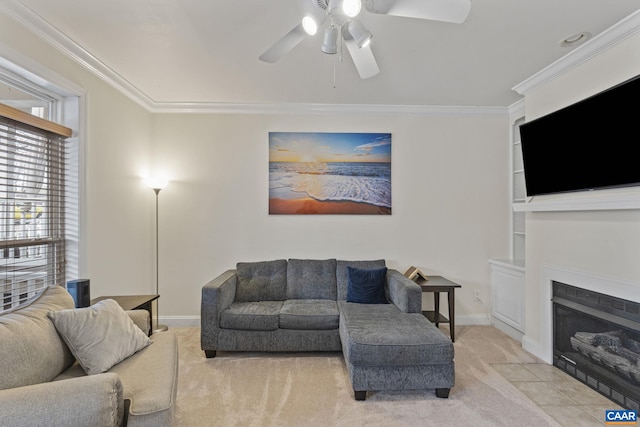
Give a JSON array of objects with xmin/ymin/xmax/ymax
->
[
  {"xmin": 0, "ymin": 11, "xmax": 155, "ymax": 300},
  {"xmin": 2, "ymin": 8, "xmax": 511, "ymax": 324},
  {"xmin": 151, "ymin": 113, "xmax": 510, "ymax": 323},
  {"xmin": 522, "ymin": 31, "xmax": 640, "ymax": 351}
]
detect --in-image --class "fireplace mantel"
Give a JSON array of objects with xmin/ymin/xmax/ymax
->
[{"xmin": 513, "ymin": 187, "xmax": 640, "ymax": 212}]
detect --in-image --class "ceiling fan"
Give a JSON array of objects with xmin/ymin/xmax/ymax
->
[{"xmin": 259, "ymin": 0, "xmax": 471, "ymax": 79}]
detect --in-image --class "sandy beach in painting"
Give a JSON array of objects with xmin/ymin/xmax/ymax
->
[
  {"xmin": 269, "ymin": 132, "xmax": 392, "ymax": 215},
  {"xmin": 269, "ymin": 197, "xmax": 392, "ymax": 215},
  {"xmin": 269, "ymin": 160, "xmax": 391, "ymax": 215}
]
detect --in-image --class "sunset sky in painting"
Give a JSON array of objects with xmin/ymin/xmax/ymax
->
[{"xmin": 269, "ymin": 132, "xmax": 391, "ymax": 163}]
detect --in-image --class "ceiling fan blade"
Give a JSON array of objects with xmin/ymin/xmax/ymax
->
[
  {"xmin": 344, "ymin": 37, "xmax": 380, "ymax": 79},
  {"xmin": 364, "ymin": 0, "xmax": 471, "ymax": 24},
  {"xmin": 259, "ymin": 23, "xmax": 308, "ymax": 63}
]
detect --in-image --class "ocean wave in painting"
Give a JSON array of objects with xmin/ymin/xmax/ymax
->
[{"xmin": 269, "ymin": 162, "xmax": 391, "ymax": 208}]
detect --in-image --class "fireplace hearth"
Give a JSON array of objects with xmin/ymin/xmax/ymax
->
[{"xmin": 553, "ymin": 281, "xmax": 640, "ymax": 410}]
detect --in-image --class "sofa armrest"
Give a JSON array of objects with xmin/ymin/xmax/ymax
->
[
  {"xmin": 127, "ymin": 309, "xmax": 151, "ymax": 335},
  {"xmin": 386, "ymin": 269, "xmax": 422, "ymax": 313},
  {"xmin": 0, "ymin": 373, "xmax": 126, "ymax": 427},
  {"xmin": 201, "ymin": 269, "xmax": 237, "ymax": 351}
]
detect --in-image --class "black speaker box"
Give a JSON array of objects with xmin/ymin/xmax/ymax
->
[{"xmin": 67, "ymin": 279, "xmax": 90, "ymax": 308}]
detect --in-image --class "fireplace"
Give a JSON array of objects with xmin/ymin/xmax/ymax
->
[{"xmin": 552, "ymin": 281, "xmax": 640, "ymax": 410}]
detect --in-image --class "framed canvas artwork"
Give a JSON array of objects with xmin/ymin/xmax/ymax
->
[{"xmin": 269, "ymin": 132, "xmax": 391, "ymax": 215}]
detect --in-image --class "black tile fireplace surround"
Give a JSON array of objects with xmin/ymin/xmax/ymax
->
[{"xmin": 552, "ymin": 281, "xmax": 640, "ymax": 410}]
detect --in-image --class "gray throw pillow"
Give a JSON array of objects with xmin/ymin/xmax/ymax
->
[{"xmin": 48, "ymin": 299, "xmax": 152, "ymax": 375}]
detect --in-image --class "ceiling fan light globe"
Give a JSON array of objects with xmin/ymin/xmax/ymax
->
[
  {"xmin": 321, "ymin": 26, "xmax": 339, "ymax": 54},
  {"xmin": 302, "ymin": 16, "xmax": 318, "ymax": 35},
  {"xmin": 348, "ymin": 19, "xmax": 373, "ymax": 48},
  {"xmin": 343, "ymin": 0, "xmax": 362, "ymax": 17}
]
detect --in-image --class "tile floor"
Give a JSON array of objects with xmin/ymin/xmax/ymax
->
[{"xmin": 491, "ymin": 362, "xmax": 624, "ymax": 426}]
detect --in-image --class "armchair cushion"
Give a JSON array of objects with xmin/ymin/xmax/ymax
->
[
  {"xmin": 48, "ymin": 299, "xmax": 152, "ymax": 375},
  {"xmin": 0, "ymin": 286, "xmax": 75, "ymax": 390}
]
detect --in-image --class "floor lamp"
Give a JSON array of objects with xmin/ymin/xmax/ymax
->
[{"xmin": 150, "ymin": 178, "xmax": 169, "ymax": 333}]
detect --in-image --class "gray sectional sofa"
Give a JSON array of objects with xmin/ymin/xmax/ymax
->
[
  {"xmin": 0, "ymin": 285, "xmax": 178, "ymax": 427},
  {"xmin": 201, "ymin": 258, "xmax": 455, "ymax": 400}
]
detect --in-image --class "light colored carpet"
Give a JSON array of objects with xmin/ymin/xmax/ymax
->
[{"xmin": 173, "ymin": 325, "xmax": 561, "ymax": 426}]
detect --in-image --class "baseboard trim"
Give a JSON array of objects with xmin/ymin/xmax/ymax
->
[
  {"xmin": 522, "ymin": 335, "xmax": 551, "ymax": 364},
  {"xmin": 155, "ymin": 316, "xmax": 200, "ymax": 328},
  {"xmin": 491, "ymin": 317, "xmax": 524, "ymax": 343},
  {"xmin": 455, "ymin": 314, "xmax": 492, "ymax": 326}
]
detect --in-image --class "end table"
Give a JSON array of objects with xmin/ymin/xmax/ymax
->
[
  {"xmin": 91, "ymin": 294, "xmax": 159, "ymax": 336},
  {"xmin": 416, "ymin": 276, "xmax": 461, "ymax": 342}
]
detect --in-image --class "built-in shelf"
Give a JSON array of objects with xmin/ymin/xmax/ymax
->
[
  {"xmin": 511, "ymin": 114, "xmax": 526, "ymax": 261},
  {"xmin": 513, "ymin": 187, "xmax": 640, "ymax": 212}
]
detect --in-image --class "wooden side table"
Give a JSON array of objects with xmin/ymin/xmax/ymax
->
[
  {"xmin": 416, "ymin": 276, "xmax": 461, "ymax": 342},
  {"xmin": 91, "ymin": 294, "xmax": 159, "ymax": 336}
]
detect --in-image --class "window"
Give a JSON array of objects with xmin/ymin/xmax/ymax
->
[{"xmin": 0, "ymin": 103, "xmax": 72, "ymax": 312}]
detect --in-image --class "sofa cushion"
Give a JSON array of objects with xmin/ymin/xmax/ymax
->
[
  {"xmin": 48, "ymin": 299, "xmax": 152, "ymax": 375},
  {"xmin": 279, "ymin": 299, "xmax": 339, "ymax": 330},
  {"xmin": 220, "ymin": 301, "xmax": 283, "ymax": 331},
  {"xmin": 339, "ymin": 302, "xmax": 454, "ymax": 366},
  {"xmin": 336, "ymin": 260, "xmax": 386, "ymax": 300},
  {"xmin": 286, "ymin": 259, "xmax": 337, "ymax": 300},
  {"xmin": 236, "ymin": 260, "xmax": 287, "ymax": 302},
  {"xmin": 347, "ymin": 266, "xmax": 388, "ymax": 304},
  {"xmin": 0, "ymin": 286, "xmax": 75, "ymax": 390}
]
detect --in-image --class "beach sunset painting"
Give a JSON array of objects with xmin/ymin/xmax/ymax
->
[{"xmin": 269, "ymin": 132, "xmax": 391, "ymax": 215}]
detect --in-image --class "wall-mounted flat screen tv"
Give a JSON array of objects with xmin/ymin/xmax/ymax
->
[{"xmin": 519, "ymin": 73, "xmax": 640, "ymax": 197}]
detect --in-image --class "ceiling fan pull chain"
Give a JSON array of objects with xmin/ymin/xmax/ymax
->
[{"xmin": 332, "ymin": 24, "xmax": 342, "ymax": 88}]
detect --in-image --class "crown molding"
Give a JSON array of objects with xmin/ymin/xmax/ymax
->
[
  {"xmin": 2, "ymin": 0, "xmax": 155, "ymax": 110},
  {"xmin": 507, "ymin": 98, "xmax": 525, "ymax": 119},
  {"xmin": 513, "ymin": 9, "xmax": 640, "ymax": 96},
  {"xmin": 2, "ymin": 1, "xmax": 508, "ymax": 117},
  {"xmin": 148, "ymin": 102, "xmax": 507, "ymax": 116}
]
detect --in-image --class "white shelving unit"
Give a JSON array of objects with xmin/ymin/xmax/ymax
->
[
  {"xmin": 512, "ymin": 116, "xmax": 526, "ymax": 261},
  {"xmin": 490, "ymin": 108, "xmax": 526, "ymax": 341}
]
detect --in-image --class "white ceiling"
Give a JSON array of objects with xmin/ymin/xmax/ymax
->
[{"xmin": 10, "ymin": 0, "xmax": 640, "ymax": 107}]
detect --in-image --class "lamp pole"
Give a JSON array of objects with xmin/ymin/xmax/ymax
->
[{"xmin": 152, "ymin": 183, "xmax": 168, "ymax": 333}]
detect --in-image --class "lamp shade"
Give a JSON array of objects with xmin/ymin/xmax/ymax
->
[{"xmin": 146, "ymin": 177, "xmax": 169, "ymax": 190}]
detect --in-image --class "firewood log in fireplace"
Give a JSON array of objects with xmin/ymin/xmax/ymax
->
[{"xmin": 570, "ymin": 331, "xmax": 640, "ymax": 385}]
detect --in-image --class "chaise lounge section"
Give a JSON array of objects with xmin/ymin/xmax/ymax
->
[
  {"xmin": 339, "ymin": 302, "xmax": 455, "ymax": 400},
  {"xmin": 201, "ymin": 258, "xmax": 455, "ymax": 400}
]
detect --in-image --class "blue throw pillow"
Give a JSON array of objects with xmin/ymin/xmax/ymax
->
[{"xmin": 347, "ymin": 266, "xmax": 388, "ymax": 304}]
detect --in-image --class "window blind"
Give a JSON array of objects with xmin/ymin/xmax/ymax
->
[{"xmin": 0, "ymin": 103, "xmax": 72, "ymax": 313}]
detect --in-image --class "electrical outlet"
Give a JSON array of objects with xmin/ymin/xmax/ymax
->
[{"xmin": 473, "ymin": 290, "xmax": 480, "ymax": 302}]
